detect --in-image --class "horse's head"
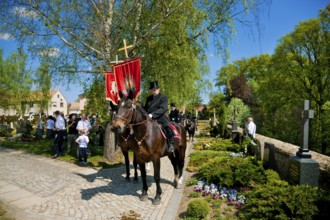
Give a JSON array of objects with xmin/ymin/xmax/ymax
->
[{"xmin": 111, "ymin": 96, "xmax": 135, "ymax": 134}]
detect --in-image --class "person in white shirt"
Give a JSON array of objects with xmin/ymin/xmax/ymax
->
[
  {"xmin": 76, "ymin": 129, "xmax": 89, "ymax": 164},
  {"xmin": 245, "ymin": 117, "xmax": 257, "ymax": 145},
  {"xmin": 52, "ymin": 111, "xmax": 66, "ymax": 158},
  {"xmin": 76, "ymin": 114, "xmax": 92, "ymax": 135}
]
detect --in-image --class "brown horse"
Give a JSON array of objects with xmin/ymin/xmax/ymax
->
[
  {"xmin": 117, "ymin": 127, "xmax": 138, "ymax": 182},
  {"xmin": 111, "ymin": 97, "xmax": 187, "ymax": 205}
]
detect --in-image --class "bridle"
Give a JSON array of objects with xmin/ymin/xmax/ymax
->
[{"xmin": 115, "ymin": 102, "xmax": 149, "ymax": 128}]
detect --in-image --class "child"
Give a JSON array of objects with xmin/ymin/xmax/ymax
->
[{"xmin": 76, "ymin": 129, "xmax": 89, "ymax": 165}]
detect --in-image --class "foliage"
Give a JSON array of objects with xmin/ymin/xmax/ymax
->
[
  {"xmin": 195, "ymin": 156, "xmax": 265, "ymax": 187},
  {"xmin": 207, "ymin": 138, "xmax": 244, "ymax": 153},
  {"xmin": 186, "ymin": 199, "xmax": 210, "ymax": 219},
  {"xmin": 187, "ymin": 150, "xmax": 230, "ymax": 172},
  {"xmin": 0, "ymin": 0, "xmax": 269, "ymax": 112},
  {"xmin": 240, "ymin": 184, "xmax": 319, "ymax": 220},
  {"xmin": 0, "ymin": 48, "xmax": 32, "ymax": 113},
  {"xmin": 212, "ymin": 5, "xmax": 330, "ymax": 154},
  {"xmin": 189, "ymin": 191, "xmax": 201, "ymax": 198},
  {"xmin": 208, "ymin": 93, "xmax": 227, "ymax": 137},
  {"xmin": 225, "ymin": 98, "xmax": 251, "ymax": 126}
]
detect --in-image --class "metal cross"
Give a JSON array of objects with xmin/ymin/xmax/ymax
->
[
  {"xmin": 297, "ymin": 100, "xmax": 314, "ymax": 158},
  {"xmin": 118, "ymin": 39, "xmax": 134, "ymax": 59},
  {"xmin": 110, "ymin": 55, "xmax": 124, "ymax": 64}
]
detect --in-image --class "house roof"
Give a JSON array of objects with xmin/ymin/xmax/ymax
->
[
  {"xmin": 69, "ymin": 102, "xmax": 80, "ymax": 110},
  {"xmin": 24, "ymin": 89, "xmax": 65, "ymax": 102}
]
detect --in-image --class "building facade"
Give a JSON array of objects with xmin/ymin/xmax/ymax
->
[{"xmin": 0, "ymin": 89, "xmax": 68, "ymax": 116}]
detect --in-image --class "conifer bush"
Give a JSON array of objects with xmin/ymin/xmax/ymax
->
[
  {"xmin": 195, "ymin": 156, "xmax": 265, "ymax": 187},
  {"xmin": 187, "ymin": 199, "xmax": 210, "ymax": 219},
  {"xmin": 188, "ymin": 150, "xmax": 229, "ymax": 172}
]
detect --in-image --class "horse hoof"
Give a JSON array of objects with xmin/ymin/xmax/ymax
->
[
  {"xmin": 175, "ymin": 177, "xmax": 183, "ymax": 189},
  {"xmin": 133, "ymin": 178, "xmax": 139, "ymax": 183},
  {"xmin": 152, "ymin": 198, "xmax": 161, "ymax": 205},
  {"xmin": 139, "ymin": 194, "xmax": 148, "ymax": 202},
  {"xmin": 125, "ymin": 177, "xmax": 130, "ymax": 182}
]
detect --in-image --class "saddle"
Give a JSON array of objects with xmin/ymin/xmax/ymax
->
[{"xmin": 159, "ymin": 123, "xmax": 181, "ymax": 140}]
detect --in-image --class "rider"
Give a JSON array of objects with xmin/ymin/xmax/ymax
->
[
  {"xmin": 144, "ymin": 80, "xmax": 174, "ymax": 153},
  {"xmin": 169, "ymin": 103, "xmax": 180, "ymax": 123}
]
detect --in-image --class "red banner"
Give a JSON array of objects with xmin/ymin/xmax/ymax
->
[
  {"xmin": 105, "ymin": 72, "xmax": 119, "ymax": 105},
  {"xmin": 114, "ymin": 57, "xmax": 141, "ymax": 100}
]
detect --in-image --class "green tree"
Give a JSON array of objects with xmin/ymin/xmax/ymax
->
[
  {"xmin": 0, "ymin": 48, "xmax": 32, "ymax": 115},
  {"xmin": 226, "ymin": 98, "xmax": 250, "ymax": 127},
  {"xmin": 273, "ymin": 5, "xmax": 330, "ymax": 152},
  {"xmin": 35, "ymin": 61, "xmax": 52, "ymax": 113},
  {"xmin": 0, "ymin": 0, "xmax": 269, "ymax": 109}
]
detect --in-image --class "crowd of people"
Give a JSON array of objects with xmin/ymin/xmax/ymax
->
[{"xmin": 37, "ymin": 111, "xmax": 102, "ymax": 165}]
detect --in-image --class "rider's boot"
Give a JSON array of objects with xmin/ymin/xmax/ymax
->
[{"xmin": 167, "ymin": 138, "xmax": 174, "ymax": 153}]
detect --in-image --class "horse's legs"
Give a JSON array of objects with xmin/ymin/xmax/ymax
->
[
  {"xmin": 139, "ymin": 162, "xmax": 148, "ymax": 201},
  {"xmin": 133, "ymin": 153, "xmax": 138, "ymax": 182},
  {"xmin": 169, "ymin": 154, "xmax": 180, "ymax": 187},
  {"xmin": 123, "ymin": 150, "xmax": 130, "ymax": 182},
  {"xmin": 152, "ymin": 158, "xmax": 162, "ymax": 205}
]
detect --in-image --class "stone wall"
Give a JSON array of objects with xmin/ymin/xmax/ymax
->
[{"xmin": 227, "ymin": 124, "xmax": 330, "ymax": 188}]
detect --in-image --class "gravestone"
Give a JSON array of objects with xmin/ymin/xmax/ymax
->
[
  {"xmin": 231, "ymin": 106, "xmax": 239, "ymax": 143},
  {"xmin": 289, "ymin": 100, "xmax": 319, "ymax": 186}
]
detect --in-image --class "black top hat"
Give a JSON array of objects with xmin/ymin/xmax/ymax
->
[
  {"xmin": 170, "ymin": 103, "xmax": 175, "ymax": 107},
  {"xmin": 149, "ymin": 81, "xmax": 159, "ymax": 89}
]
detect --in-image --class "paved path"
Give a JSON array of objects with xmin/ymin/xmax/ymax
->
[{"xmin": 0, "ymin": 144, "xmax": 192, "ymax": 220}]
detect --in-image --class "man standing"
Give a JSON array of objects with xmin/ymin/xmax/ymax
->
[
  {"xmin": 53, "ymin": 110, "xmax": 66, "ymax": 158},
  {"xmin": 245, "ymin": 117, "xmax": 257, "ymax": 145},
  {"xmin": 76, "ymin": 113, "xmax": 92, "ymax": 135},
  {"xmin": 144, "ymin": 81, "xmax": 174, "ymax": 153},
  {"xmin": 67, "ymin": 114, "xmax": 78, "ymax": 153}
]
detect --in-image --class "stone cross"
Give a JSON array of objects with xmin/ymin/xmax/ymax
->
[
  {"xmin": 118, "ymin": 39, "xmax": 134, "ymax": 59},
  {"xmin": 296, "ymin": 100, "xmax": 314, "ymax": 158}
]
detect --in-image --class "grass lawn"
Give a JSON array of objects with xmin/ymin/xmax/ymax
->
[{"xmin": 0, "ymin": 137, "xmax": 124, "ymax": 169}]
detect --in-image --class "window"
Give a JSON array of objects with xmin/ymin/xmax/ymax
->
[
  {"xmin": 60, "ymin": 102, "xmax": 63, "ymax": 107},
  {"xmin": 58, "ymin": 95, "xmax": 59, "ymax": 98},
  {"xmin": 53, "ymin": 104, "xmax": 57, "ymax": 107}
]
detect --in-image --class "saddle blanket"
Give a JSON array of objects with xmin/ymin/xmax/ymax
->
[{"xmin": 160, "ymin": 123, "xmax": 181, "ymax": 139}]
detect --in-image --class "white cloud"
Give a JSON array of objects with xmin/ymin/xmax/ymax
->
[
  {"xmin": 39, "ymin": 47, "xmax": 60, "ymax": 57},
  {"xmin": 12, "ymin": 7, "xmax": 38, "ymax": 19},
  {"xmin": 0, "ymin": 33, "xmax": 13, "ymax": 40}
]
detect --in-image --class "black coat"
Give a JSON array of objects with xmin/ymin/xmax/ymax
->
[
  {"xmin": 169, "ymin": 108, "xmax": 180, "ymax": 123},
  {"xmin": 144, "ymin": 93, "xmax": 169, "ymax": 126}
]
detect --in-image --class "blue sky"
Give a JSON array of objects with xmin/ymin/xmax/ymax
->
[{"xmin": 0, "ymin": 0, "xmax": 328, "ymax": 103}]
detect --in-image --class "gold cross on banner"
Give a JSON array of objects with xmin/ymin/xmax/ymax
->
[{"xmin": 118, "ymin": 39, "xmax": 134, "ymax": 59}]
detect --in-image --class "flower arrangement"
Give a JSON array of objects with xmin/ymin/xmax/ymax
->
[{"xmin": 193, "ymin": 179, "xmax": 247, "ymax": 207}]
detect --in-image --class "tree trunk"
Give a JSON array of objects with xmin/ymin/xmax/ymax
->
[{"xmin": 103, "ymin": 122, "xmax": 121, "ymax": 163}]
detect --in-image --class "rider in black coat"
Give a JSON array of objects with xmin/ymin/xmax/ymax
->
[
  {"xmin": 144, "ymin": 81, "xmax": 174, "ymax": 153},
  {"xmin": 169, "ymin": 103, "xmax": 180, "ymax": 123}
]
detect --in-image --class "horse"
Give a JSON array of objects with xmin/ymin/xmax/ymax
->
[
  {"xmin": 111, "ymin": 97, "xmax": 187, "ymax": 205},
  {"xmin": 117, "ymin": 127, "xmax": 138, "ymax": 182},
  {"xmin": 184, "ymin": 119, "xmax": 196, "ymax": 142}
]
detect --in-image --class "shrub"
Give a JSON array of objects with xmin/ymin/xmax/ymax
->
[
  {"xmin": 188, "ymin": 150, "xmax": 229, "ymax": 172},
  {"xmin": 239, "ymin": 184, "xmax": 318, "ymax": 220},
  {"xmin": 190, "ymin": 191, "xmax": 201, "ymax": 198},
  {"xmin": 195, "ymin": 156, "xmax": 266, "ymax": 187},
  {"xmin": 208, "ymin": 139, "xmax": 244, "ymax": 153},
  {"xmin": 187, "ymin": 199, "xmax": 210, "ymax": 219}
]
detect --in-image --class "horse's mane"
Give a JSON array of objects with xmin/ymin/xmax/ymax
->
[{"xmin": 136, "ymin": 105, "xmax": 149, "ymax": 117}]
